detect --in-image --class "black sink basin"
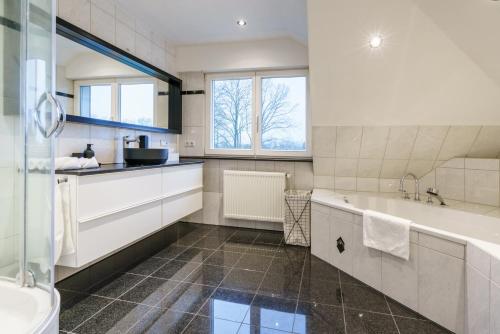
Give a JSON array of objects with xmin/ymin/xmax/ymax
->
[{"xmin": 123, "ymin": 148, "xmax": 169, "ymax": 165}]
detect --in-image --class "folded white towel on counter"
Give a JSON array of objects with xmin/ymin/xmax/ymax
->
[
  {"xmin": 55, "ymin": 157, "xmax": 81, "ymax": 170},
  {"xmin": 363, "ymin": 210, "xmax": 411, "ymax": 260},
  {"xmin": 79, "ymin": 157, "xmax": 99, "ymax": 169},
  {"xmin": 55, "ymin": 157, "xmax": 99, "ymax": 170}
]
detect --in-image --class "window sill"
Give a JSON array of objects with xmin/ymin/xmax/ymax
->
[{"xmin": 180, "ymin": 155, "xmax": 313, "ymax": 163}]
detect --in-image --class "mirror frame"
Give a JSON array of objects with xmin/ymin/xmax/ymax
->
[{"xmin": 56, "ymin": 17, "xmax": 182, "ymax": 134}]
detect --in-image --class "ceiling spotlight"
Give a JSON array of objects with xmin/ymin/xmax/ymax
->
[
  {"xmin": 369, "ymin": 35, "xmax": 383, "ymax": 48},
  {"xmin": 236, "ymin": 19, "xmax": 247, "ymax": 26}
]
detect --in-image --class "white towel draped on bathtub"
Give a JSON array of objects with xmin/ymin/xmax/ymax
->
[
  {"xmin": 55, "ymin": 181, "xmax": 75, "ymax": 263},
  {"xmin": 363, "ymin": 210, "xmax": 411, "ymax": 260}
]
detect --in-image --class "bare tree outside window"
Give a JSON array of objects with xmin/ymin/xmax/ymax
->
[
  {"xmin": 212, "ymin": 78, "xmax": 253, "ymax": 149},
  {"xmin": 210, "ymin": 74, "xmax": 307, "ymax": 153},
  {"xmin": 260, "ymin": 77, "xmax": 306, "ymax": 151}
]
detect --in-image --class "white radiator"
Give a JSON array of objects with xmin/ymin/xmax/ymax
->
[{"xmin": 223, "ymin": 170, "xmax": 286, "ymax": 222}]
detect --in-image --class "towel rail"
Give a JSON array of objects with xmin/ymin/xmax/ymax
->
[{"xmin": 57, "ymin": 177, "xmax": 68, "ymax": 184}]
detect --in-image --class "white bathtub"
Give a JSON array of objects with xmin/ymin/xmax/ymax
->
[
  {"xmin": 0, "ymin": 280, "xmax": 60, "ymax": 334},
  {"xmin": 312, "ymin": 189, "xmax": 500, "ymax": 247},
  {"xmin": 310, "ymin": 189, "xmax": 500, "ymax": 334}
]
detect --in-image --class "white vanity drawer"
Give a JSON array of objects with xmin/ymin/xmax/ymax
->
[
  {"xmin": 162, "ymin": 164, "xmax": 203, "ymax": 196},
  {"xmin": 162, "ymin": 190, "xmax": 202, "ymax": 226},
  {"xmin": 77, "ymin": 169, "xmax": 162, "ymax": 222},
  {"xmin": 77, "ymin": 201, "xmax": 162, "ymax": 266}
]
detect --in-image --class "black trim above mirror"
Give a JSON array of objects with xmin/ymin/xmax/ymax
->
[{"xmin": 56, "ymin": 17, "xmax": 182, "ymax": 134}]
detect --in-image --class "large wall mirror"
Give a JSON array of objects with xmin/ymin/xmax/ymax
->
[{"xmin": 56, "ymin": 18, "xmax": 182, "ymax": 134}]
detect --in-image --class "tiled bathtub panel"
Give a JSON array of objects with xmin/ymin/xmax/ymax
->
[
  {"xmin": 492, "ymin": 255, "xmax": 500, "ymax": 286},
  {"xmin": 311, "ymin": 202, "xmax": 330, "ymax": 215},
  {"xmin": 466, "ymin": 242, "xmax": 491, "ymax": 277},
  {"xmin": 311, "ymin": 207, "xmax": 330, "ymax": 263},
  {"xmin": 491, "ymin": 281, "xmax": 500, "ymax": 334},
  {"xmin": 381, "ymin": 242, "xmax": 419, "ymax": 312},
  {"xmin": 330, "ymin": 207, "xmax": 355, "ymax": 224},
  {"xmin": 352, "ymin": 223, "xmax": 382, "ymax": 290},
  {"xmin": 418, "ymin": 233, "xmax": 465, "ymax": 259},
  {"xmin": 410, "ymin": 231, "xmax": 418, "ymax": 243},
  {"xmin": 313, "ymin": 207, "xmax": 466, "ymax": 333},
  {"xmin": 418, "ymin": 245, "xmax": 465, "ymax": 334},
  {"xmin": 466, "ymin": 264, "xmax": 490, "ymax": 334},
  {"xmin": 330, "ymin": 215, "xmax": 354, "ymax": 275}
]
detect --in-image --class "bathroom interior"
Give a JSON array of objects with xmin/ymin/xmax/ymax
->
[{"xmin": 2, "ymin": 0, "xmax": 500, "ymax": 333}]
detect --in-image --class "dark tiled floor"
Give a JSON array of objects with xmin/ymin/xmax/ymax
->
[{"xmin": 58, "ymin": 223, "xmax": 453, "ymax": 334}]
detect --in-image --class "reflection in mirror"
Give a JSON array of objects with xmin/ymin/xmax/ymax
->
[{"xmin": 56, "ymin": 34, "xmax": 169, "ymax": 128}]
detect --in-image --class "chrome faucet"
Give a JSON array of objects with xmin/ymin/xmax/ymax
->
[
  {"xmin": 399, "ymin": 173, "xmax": 420, "ymax": 201},
  {"xmin": 426, "ymin": 188, "xmax": 446, "ymax": 206},
  {"xmin": 123, "ymin": 136, "xmax": 140, "ymax": 148}
]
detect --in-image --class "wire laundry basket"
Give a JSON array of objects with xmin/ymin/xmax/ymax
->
[{"xmin": 284, "ymin": 190, "xmax": 311, "ymax": 247}]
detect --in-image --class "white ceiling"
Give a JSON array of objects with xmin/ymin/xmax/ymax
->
[
  {"xmin": 116, "ymin": 0, "xmax": 308, "ymax": 46},
  {"xmin": 56, "ymin": 35, "xmax": 88, "ymax": 67}
]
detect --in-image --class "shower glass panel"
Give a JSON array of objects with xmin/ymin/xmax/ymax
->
[
  {"xmin": 0, "ymin": 0, "xmax": 55, "ymax": 299},
  {"xmin": 25, "ymin": 0, "xmax": 55, "ymax": 294},
  {"xmin": 0, "ymin": 0, "xmax": 23, "ymax": 281}
]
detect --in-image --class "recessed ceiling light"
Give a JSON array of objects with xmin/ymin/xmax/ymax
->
[
  {"xmin": 236, "ymin": 19, "xmax": 247, "ymax": 26},
  {"xmin": 369, "ymin": 35, "xmax": 383, "ymax": 48}
]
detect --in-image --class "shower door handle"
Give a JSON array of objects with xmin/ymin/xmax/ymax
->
[{"xmin": 34, "ymin": 92, "xmax": 66, "ymax": 138}]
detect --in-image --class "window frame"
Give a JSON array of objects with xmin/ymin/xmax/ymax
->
[
  {"xmin": 205, "ymin": 69, "xmax": 311, "ymax": 157},
  {"xmin": 74, "ymin": 77, "xmax": 159, "ymax": 125},
  {"xmin": 205, "ymin": 71, "xmax": 257, "ymax": 156},
  {"xmin": 117, "ymin": 77, "xmax": 158, "ymax": 127},
  {"xmin": 74, "ymin": 79, "xmax": 117, "ymax": 121}
]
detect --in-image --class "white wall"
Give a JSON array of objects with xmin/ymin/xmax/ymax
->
[
  {"xmin": 308, "ymin": 0, "xmax": 500, "ymax": 126},
  {"xmin": 64, "ymin": 53, "xmax": 143, "ymax": 80},
  {"xmin": 176, "ymin": 38, "xmax": 308, "ymax": 73}
]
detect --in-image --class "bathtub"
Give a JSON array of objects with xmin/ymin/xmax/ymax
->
[
  {"xmin": 311, "ymin": 189, "xmax": 500, "ymax": 334},
  {"xmin": 0, "ymin": 280, "xmax": 60, "ymax": 333},
  {"xmin": 312, "ymin": 189, "xmax": 500, "ymax": 246}
]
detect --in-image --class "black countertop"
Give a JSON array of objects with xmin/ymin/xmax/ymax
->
[{"xmin": 55, "ymin": 159, "xmax": 204, "ymax": 176}]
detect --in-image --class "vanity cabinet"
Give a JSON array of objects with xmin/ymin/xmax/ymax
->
[{"xmin": 57, "ymin": 163, "xmax": 203, "ymax": 267}]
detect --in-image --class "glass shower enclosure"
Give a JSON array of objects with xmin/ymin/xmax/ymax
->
[{"xmin": 1, "ymin": 0, "xmax": 62, "ymax": 332}]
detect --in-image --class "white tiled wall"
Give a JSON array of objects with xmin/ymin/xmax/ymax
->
[
  {"xmin": 56, "ymin": 0, "xmax": 179, "ymax": 162},
  {"xmin": 185, "ymin": 158, "xmax": 313, "ymax": 230},
  {"xmin": 312, "ymin": 126, "xmax": 500, "ymax": 195},
  {"xmin": 56, "ymin": 123, "xmax": 178, "ymax": 164},
  {"xmin": 57, "ymin": 0, "xmax": 176, "ymax": 74},
  {"xmin": 311, "ymin": 203, "xmax": 466, "ymax": 333},
  {"xmin": 427, "ymin": 158, "xmax": 500, "ymax": 207},
  {"xmin": 179, "ymin": 72, "xmax": 205, "ymax": 156}
]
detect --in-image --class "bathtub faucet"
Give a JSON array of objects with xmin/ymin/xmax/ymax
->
[
  {"xmin": 426, "ymin": 188, "xmax": 447, "ymax": 206},
  {"xmin": 399, "ymin": 173, "xmax": 420, "ymax": 201}
]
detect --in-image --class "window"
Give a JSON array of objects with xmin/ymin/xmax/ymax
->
[
  {"xmin": 259, "ymin": 76, "xmax": 307, "ymax": 151},
  {"xmin": 206, "ymin": 70, "xmax": 310, "ymax": 156},
  {"xmin": 79, "ymin": 84, "xmax": 113, "ymax": 120},
  {"xmin": 119, "ymin": 83, "xmax": 155, "ymax": 126},
  {"xmin": 75, "ymin": 78, "xmax": 157, "ymax": 126},
  {"xmin": 211, "ymin": 77, "xmax": 253, "ymax": 150}
]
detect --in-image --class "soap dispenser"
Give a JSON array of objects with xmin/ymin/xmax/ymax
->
[{"xmin": 83, "ymin": 144, "xmax": 95, "ymax": 158}]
